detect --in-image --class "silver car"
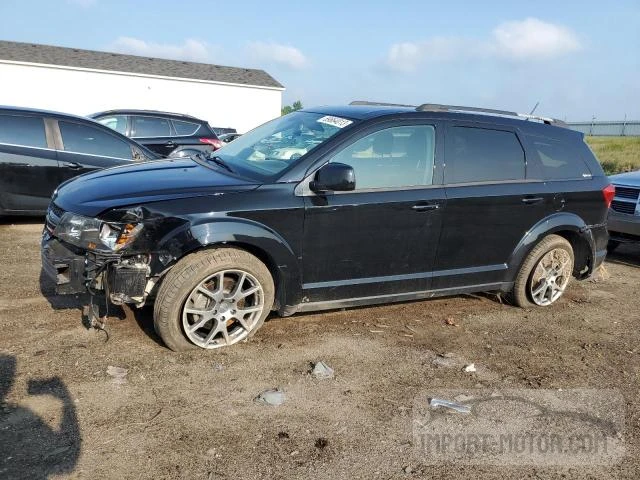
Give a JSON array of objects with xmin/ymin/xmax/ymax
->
[{"xmin": 608, "ymin": 170, "xmax": 640, "ymax": 251}]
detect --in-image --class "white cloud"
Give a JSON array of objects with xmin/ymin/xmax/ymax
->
[
  {"xmin": 109, "ymin": 37, "xmax": 211, "ymax": 63},
  {"xmin": 383, "ymin": 18, "xmax": 581, "ymax": 72},
  {"xmin": 247, "ymin": 41, "xmax": 309, "ymax": 70},
  {"xmin": 384, "ymin": 37, "xmax": 464, "ymax": 72},
  {"xmin": 491, "ymin": 18, "xmax": 581, "ymax": 59}
]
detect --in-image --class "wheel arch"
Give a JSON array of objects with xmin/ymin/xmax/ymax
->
[
  {"xmin": 508, "ymin": 212, "xmax": 596, "ymax": 282},
  {"xmin": 177, "ymin": 219, "xmax": 302, "ymax": 310}
]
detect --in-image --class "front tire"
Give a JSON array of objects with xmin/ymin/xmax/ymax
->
[
  {"xmin": 509, "ymin": 234, "xmax": 574, "ymax": 308},
  {"xmin": 153, "ymin": 248, "xmax": 275, "ymax": 351}
]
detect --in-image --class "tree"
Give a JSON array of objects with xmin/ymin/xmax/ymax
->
[{"xmin": 281, "ymin": 100, "xmax": 303, "ymax": 116}]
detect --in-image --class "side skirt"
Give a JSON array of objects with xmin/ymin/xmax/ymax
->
[{"xmin": 282, "ymin": 281, "xmax": 514, "ymax": 315}]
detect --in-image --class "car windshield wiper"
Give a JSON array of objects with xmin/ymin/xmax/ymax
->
[{"xmin": 194, "ymin": 152, "xmax": 235, "ymax": 174}]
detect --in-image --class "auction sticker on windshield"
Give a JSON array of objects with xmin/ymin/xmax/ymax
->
[{"xmin": 317, "ymin": 116, "xmax": 353, "ymax": 128}]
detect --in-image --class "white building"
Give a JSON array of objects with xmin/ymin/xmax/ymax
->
[{"xmin": 0, "ymin": 41, "xmax": 284, "ymax": 133}]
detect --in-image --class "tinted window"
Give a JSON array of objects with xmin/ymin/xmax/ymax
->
[
  {"xmin": 330, "ymin": 125, "xmax": 436, "ymax": 189},
  {"xmin": 132, "ymin": 116, "xmax": 171, "ymax": 137},
  {"xmin": 59, "ymin": 121, "xmax": 132, "ymax": 159},
  {"xmin": 0, "ymin": 114, "xmax": 47, "ymax": 148},
  {"xmin": 445, "ymin": 127, "xmax": 525, "ymax": 183},
  {"xmin": 531, "ymin": 137, "xmax": 592, "ymax": 179},
  {"xmin": 173, "ymin": 120, "xmax": 200, "ymax": 136},
  {"xmin": 97, "ymin": 115, "xmax": 127, "ymax": 135}
]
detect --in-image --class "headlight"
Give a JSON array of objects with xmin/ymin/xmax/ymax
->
[{"xmin": 54, "ymin": 213, "xmax": 143, "ymax": 251}]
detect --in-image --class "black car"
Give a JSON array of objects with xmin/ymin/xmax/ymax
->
[
  {"xmin": 42, "ymin": 102, "xmax": 612, "ymax": 351},
  {"xmin": 218, "ymin": 132, "xmax": 241, "ymax": 143},
  {"xmin": 0, "ymin": 106, "xmax": 159, "ymax": 216},
  {"xmin": 90, "ymin": 109, "xmax": 223, "ymax": 157}
]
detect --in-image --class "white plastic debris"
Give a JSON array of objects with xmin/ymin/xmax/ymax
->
[
  {"xmin": 255, "ymin": 388, "xmax": 285, "ymax": 406},
  {"xmin": 429, "ymin": 398, "xmax": 471, "ymax": 414},
  {"xmin": 463, "ymin": 363, "xmax": 477, "ymax": 373},
  {"xmin": 312, "ymin": 361, "xmax": 335, "ymax": 380},
  {"xmin": 106, "ymin": 365, "xmax": 128, "ymax": 384}
]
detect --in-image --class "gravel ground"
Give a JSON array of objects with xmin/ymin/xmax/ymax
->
[{"xmin": 1, "ymin": 218, "xmax": 639, "ymax": 479}]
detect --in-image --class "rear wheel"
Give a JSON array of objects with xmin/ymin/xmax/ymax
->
[
  {"xmin": 153, "ymin": 248, "xmax": 274, "ymax": 351},
  {"xmin": 509, "ymin": 234, "xmax": 574, "ymax": 308}
]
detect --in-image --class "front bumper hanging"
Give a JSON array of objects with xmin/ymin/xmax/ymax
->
[{"xmin": 41, "ymin": 233, "xmax": 150, "ymax": 303}]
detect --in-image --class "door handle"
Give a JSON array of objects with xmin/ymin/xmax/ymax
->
[
  {"xmin": 412, "ymin": 203, "xmax": 440, "ymax": 212},
  {"xmin": 63, "ymin": 162, "xmax": 82, "ymax": 170},
  {"xmin": 521, "ymin": 196, "xmax": 543, "ymax": 205},
  {"xmin": 165, "ymin": 141, "xmax": 176, "ymax": 147}
]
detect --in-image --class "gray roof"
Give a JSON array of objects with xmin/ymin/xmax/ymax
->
[{"xmin": 0, "ymin": 40, "xmax": 283, "ymax": 89}]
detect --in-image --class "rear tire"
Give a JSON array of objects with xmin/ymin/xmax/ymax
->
[
  {"xmin": 153, "ymin": 248, "xmax": 275, "ymax": 351},
  {"xmin": 509, "ymin": 234, "xmax": 574, "ymax": 308}
]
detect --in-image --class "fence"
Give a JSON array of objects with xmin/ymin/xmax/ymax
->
[{"xmin": 566, "ymin": 121, "xmax": 640, "ymax": 136}]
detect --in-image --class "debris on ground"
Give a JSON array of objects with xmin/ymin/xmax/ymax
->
[
  {"xmin": 431, "ymin": 352, "xmax": 459, "ymax": 368},
  {"xmin": 106, "ymin": 366, "xmax": 128, "ymax": 384},
  {"xmin": 315, "ymin": 437, "xmax": 329, "ymax": 449},
  {"xmin": 254, "ymin": 388, "xmax": 285, "ymax": 406},
  {"xmin": 213, "ymin": 363, "xmax": 225, "ymax": 371},
  {"xmin": 429, "ymin": 398, "xmax": 471, "ymax": 414},
  {"xmin": 311, "ymin": 361, "xmax": 335, "ymax": 380},
  {"xmin": 463, "ymin": 363, "xmax": 476, "ymax": 373},
  {"xmin": 444, "ymin": 317, "xmax": 459, "ymax": 327}
]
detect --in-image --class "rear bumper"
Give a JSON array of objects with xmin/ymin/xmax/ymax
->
[
  {"xmin": 608, "ymin": 209, "xmax": 640, "ymax": 240},
  {"xmin": 41, "ymin": 233, "xmax": 87, "ymax": 295}
]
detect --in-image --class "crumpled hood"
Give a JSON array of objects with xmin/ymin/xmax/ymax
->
[
  {"xmin": 53, "ymin": 158, "xmax": 260, "ymax": 217},
  {"xmin": 610, "ymin": 170, "xmax": 640, "ymax": 186}
]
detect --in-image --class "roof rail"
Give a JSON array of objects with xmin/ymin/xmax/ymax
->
[
  {"xmin": 415, "ymin": 103, "xmax": 567, "ymax": 126},
  {"xmin": 349, "ymin": 100, "xmax": 415, "ymax": 108}
]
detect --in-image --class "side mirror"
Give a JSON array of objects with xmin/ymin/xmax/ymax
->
[{"xmin": 310, "ymin": 163, "xmax": 355, "ymax": 193}]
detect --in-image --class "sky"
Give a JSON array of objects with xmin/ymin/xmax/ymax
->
[{"xmin": 1, "ymin": 0, "xmax": 639, "ymax": 121}]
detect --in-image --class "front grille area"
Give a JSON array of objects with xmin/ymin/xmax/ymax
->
[
  {"xmin": 614, "ymin": 186, "xmax": 640, "ymax": 201},
  {"xmin": 611, "ymin": 200, "xmax": 637, "ymax": 215},
  {"xmin": 45, "ymin": 203, "xmax": 65, "ymax": 232}
]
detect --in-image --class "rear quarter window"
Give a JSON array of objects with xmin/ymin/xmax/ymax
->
[
  {"xmin": 530, "ymin": 137, "xmax": 592, "ymax": 180},
  {"xmin": 0, "ymin": 114, "xmax": 47, "ymax": 148},
  {"xmin": 173, "ymin": 120, "xmax": 201, "ymax": 136}
]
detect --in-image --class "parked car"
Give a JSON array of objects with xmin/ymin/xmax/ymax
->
[
  {"xmin": 607, "ymin": 170, "xmax": 640, "ymax": 251},
  {"xmin": 42, "ymin": 103, "xmax": 612, "ymax": 351},
  {"xmin": 0, "ymin": 106, "xmax": 159, "ymax": 216},
  {"xmin": 90, "ymin": 110, "xmax": 223, "ymax": 157},
  {"xmin": 218, "ymin": 132, "xmax": 241, "ymax": 143},
  {"xmin": 211, "ymin": 127, "xmax": 237, "ymax": 136}
]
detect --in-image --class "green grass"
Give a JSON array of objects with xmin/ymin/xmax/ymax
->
[{"xmin": 585, "ymin": 136, "xmax": 640, "ymax": 175}]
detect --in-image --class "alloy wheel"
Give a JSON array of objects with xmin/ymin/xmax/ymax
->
[
  {"xmin": 182, "ymin": 269, "xmax": 264, "ymax": 349},
  {"xmin": 529, "ymin": 248, "xmax": 572, "ymax": 306}
]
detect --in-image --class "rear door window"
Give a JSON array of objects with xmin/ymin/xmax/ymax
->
[
  {"xmin": 0, "ymin": 114, "xmax": 47, "ymax": 148},
  {"xmin": 173, "ymin": 120, "xmax": 200, "ymax": 136},
  {"xmin": 59, "ymin": 121, "xmax": 133, "ymax": 159},
  {"xmin": 530, "ymin": 137, "xmax": 592, "ymax": 179},
  {"xmin": 131, "ymin": 116, "xmax": 172, "ymax": 137},
  {"xmin": 445, "ymin": 126, "xmax": 525, "ymax": 183}
]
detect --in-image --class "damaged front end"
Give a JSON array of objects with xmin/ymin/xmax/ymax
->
[{"xmin": 41, "ymin": 203, "xmax": 155, "ymax": 309}]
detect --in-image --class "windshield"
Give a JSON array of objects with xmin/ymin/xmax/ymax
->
[{"xmin": 205, "ymin": 111, "xmax": 355, "ymax": 180}]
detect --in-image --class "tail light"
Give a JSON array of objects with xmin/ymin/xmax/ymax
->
[
  {"xmin": 602, "ymin": 184, "xmax": 615, "ymax": 208},
  {"xmin": 199, "ymin": 137, "xmax": 223, "ymax": 150}
]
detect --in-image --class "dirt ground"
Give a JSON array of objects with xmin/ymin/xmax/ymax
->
[{"xmin": 1, "ymin": 218, "xmax": 639, "ymax": 479}]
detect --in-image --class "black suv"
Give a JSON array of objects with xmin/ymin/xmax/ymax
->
[
  {"xmin": 0, "ymin": 106, "xmax": 159, "ymax": 216},
  {"xmin": 90, "ymin": 109, "xmax": 223, "ymax": 157},
  {"xmin": 41, "ymin": 103, "xmax": 612, "ymax": 351}
]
